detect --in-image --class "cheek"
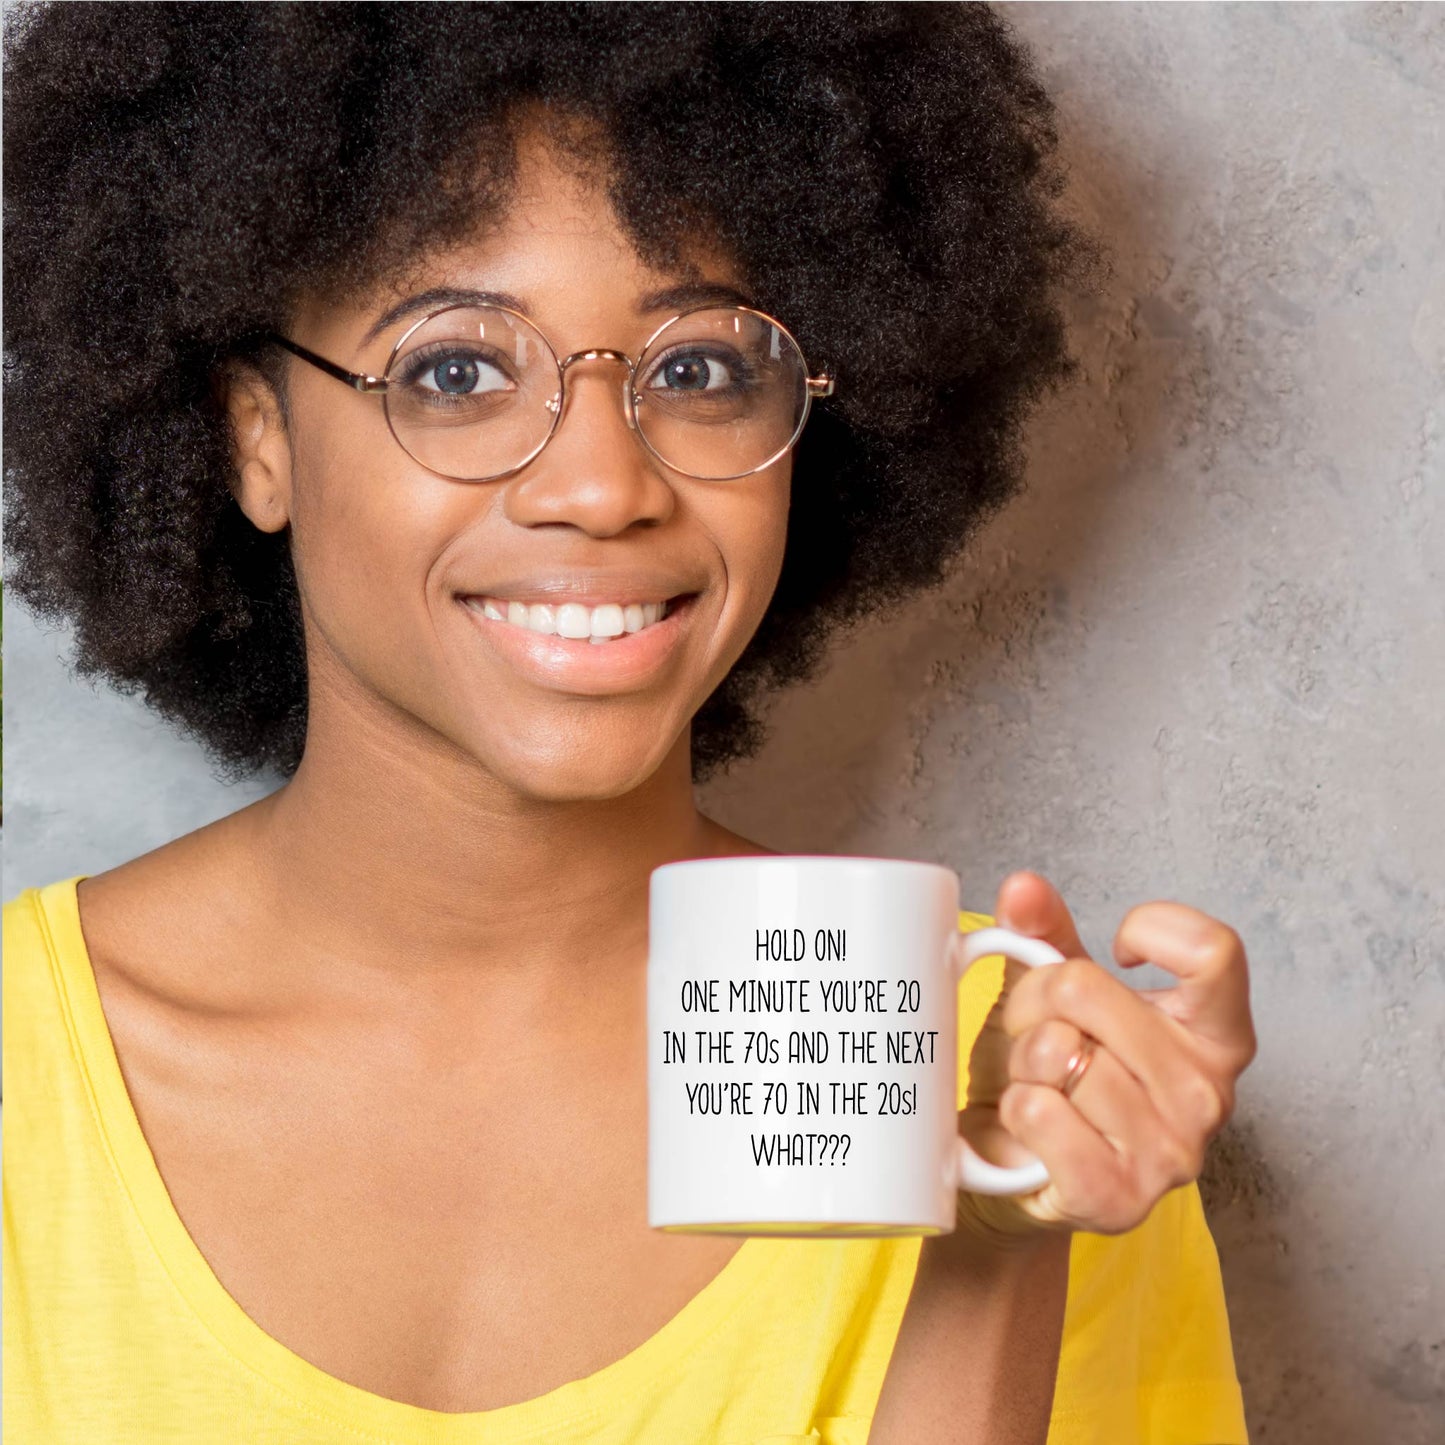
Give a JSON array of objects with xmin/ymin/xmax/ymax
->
[
  {"xmin": 288, "ymin": 431, "xmax": 457, "ymax": 689},
  {"xmin": 702, "ymin": 462, "xmax": 792, "ymax": 664},
  {"xmin": 726, "ymin": 463, "xmax": 791, "ymax": 607}
]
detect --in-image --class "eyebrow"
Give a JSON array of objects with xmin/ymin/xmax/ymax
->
[{"xmin": 359, "ymin": 280, "xmax": 759, "ymax": 349}]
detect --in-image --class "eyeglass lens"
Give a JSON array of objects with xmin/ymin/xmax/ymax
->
[{"xmin": 382, "ymin": 305, "xmax": 810, "ymax": 481}]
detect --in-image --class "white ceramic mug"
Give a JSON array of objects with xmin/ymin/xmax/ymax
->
[{"xmin": 647, "ymin": 855, "xmax": 1068, "ymax": 1237}]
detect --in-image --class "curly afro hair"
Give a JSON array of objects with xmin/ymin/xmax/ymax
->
[{"xmin": 3, "ymin": 0, "xmax": 1094, "ymax": 785}]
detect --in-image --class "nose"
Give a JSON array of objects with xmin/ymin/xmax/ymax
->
[{"xmin": 500, "ymin": 351, "xmax": 675, "ymax": 537}]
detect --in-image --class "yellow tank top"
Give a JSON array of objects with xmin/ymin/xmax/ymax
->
[{"xmin": 3, "ymin": 876, "xmax": 1248, "ymax": 1443}]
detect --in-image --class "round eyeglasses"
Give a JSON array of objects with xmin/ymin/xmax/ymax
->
[{"xmin": 265, "ymin": 302, "xmax": 835, "ymax": 483}]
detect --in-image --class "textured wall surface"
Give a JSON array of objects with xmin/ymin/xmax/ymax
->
[{"xmin": 3, "ymin": 4, "xmax": 1442, "ymax": 1441}]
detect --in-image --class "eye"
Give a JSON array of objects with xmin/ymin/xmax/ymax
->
[
  {"xmin": 398, "ymin": 347, "xmax": 512, "ymax": 396},
  {"xmin": 646, "ymin": 348, "xmax": 736, "ymax": 393}
]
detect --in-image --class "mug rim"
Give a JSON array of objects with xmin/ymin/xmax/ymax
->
[{"xmin": 650, "ymin": 853, "xmax": 958, "ymax": 885}]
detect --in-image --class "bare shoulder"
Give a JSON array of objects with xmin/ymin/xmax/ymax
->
[{"xmin": 75, "ymin": 800, "xmax": 269, "ymax": 1014}]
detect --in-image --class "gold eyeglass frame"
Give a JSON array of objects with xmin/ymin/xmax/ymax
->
[{"xmin": 265, "ymin": 301, "xmax": 836, "ymax": 483}]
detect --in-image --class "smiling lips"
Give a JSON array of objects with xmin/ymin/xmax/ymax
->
[
  {"xmin": 456, "ymin": 587, "xmax": 701, "ymax": 697},
  {"xmin": 461, "ymin": 595, "xmax": 675, "ymax": 644}
]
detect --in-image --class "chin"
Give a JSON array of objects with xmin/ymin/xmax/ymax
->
[{"xmin": 477, "ymin": 733, "xmax": 682, "ymax": 804}]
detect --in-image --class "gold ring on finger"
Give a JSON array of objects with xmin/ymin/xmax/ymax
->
[{"xmin": 1059, "ymin": 1034, "xmax": 1099, "ymax": 1099}]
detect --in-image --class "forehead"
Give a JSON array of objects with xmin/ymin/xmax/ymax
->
[{"xmin": 444, "ymin": 127, "xmax": 719, "ymax": 292}]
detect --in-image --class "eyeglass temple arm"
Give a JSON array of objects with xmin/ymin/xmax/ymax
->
[
  {"xmin": 806, "ymin": 373, "xmax": 835, "ymax": 398},
  {"xmin": 265, "ymin": 332, "xmax": 388, "ymax": 393}
]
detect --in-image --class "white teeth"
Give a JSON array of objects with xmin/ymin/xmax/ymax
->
[
  {"xmin": 555, "ymin": 603, "xmax": 593, "ymax": 639},
  {"xmin": 467, "ymin": 594, "xmax": 680, "ymax": 641},
  {"xmin": 590, "ymin": 604, "xmax": 625, "ymax": 638}
]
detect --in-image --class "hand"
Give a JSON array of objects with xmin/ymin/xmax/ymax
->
[{"xmin": 955, "ymin": 870, "xmax": 1257, "ymax": 1242}]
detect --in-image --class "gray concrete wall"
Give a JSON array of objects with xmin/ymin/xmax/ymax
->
[{"xmin": 4, "ymin": 4, "xmax": 1442, "ymax": 1440}]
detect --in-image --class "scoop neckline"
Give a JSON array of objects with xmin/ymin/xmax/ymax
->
[{"xmin": 38, "ymin": 873, "xmax": 775, "ymax": 1444}]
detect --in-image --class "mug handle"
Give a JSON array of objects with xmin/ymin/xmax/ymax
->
[{"xmin": 950, "ymin": 925, "xmax": 1068, "ymax": 1195}]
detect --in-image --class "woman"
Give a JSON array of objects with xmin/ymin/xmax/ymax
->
[{"xmin": 2, "ymin": 4, "xmax": 1256, "ymax": 1442}]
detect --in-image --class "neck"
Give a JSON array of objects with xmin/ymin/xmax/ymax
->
[{"xmin": 236, "ymin": 690, "xmax": 735, "ymax": 998}]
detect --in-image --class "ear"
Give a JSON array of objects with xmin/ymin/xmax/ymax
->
[{"xmin": 217, "ymin": 361, "xmax": 293, "ymax": 533}]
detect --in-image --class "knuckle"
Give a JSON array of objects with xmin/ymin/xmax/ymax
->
[
  {"xmin": 1016, "ymin": 1020, "xmax": 1072, "ymax": 1079},
  {"xmin": 1205, "ymin": 1081, "xmax": 1238, "ymax": 1144},
  {"xmin": 1183, "ymin": 1073, "xmax": 1227, "ymax": 1136},
  {"xmin": 1015, "ymin": 1085, "xmax": 1054, "ymax": 1131},
  {"xmin": 1012, "ymin": 1030, "xmax": 1044, "ymax": 1079},
  {"xmin": 1238, "ymin": 1027, "xmax": 1260, "ymax": 1071},
  {"xmin": 1157, "ymin": 1133, "xmax": 1202, "ymax": 1190},
  {"xmin": 1000, "ymin": 969, "xmax": 1046, "ymax": 1035},
  {"xmin": 1048, "ymin": 957, "xmax": 1098, "ymax": 1013}
]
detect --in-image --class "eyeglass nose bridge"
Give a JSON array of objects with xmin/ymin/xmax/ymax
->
[{"xmin": 548, "ymin": 347, "xmax": 640, "ymax": 432}]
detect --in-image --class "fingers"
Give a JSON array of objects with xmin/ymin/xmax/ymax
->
[
  {"xmin": 998, "ymin": 1076, "xmax": 1196, "ymax": 1235},
  {"xmin": 994, "ymin": 871, "xmax": 1089, "ymax": 969},
  {"xmin": 1112, "ymin": 901, "xmax": 1254, "ymax": 1060},
  {"xmin": 961, "ymin": 876, "xmax": 1257, "ymax": 1241},
  {"xmin": 1002, "ymin": 1018, "xmax": 1202, "ymax": 1233},
  {"xmin": 989, "ymin": 880, "xmax": 1254, "ymax": 1069},
  {"xmin": 1003, "ymin": 960, "xmax": 1235, "ymax": 1150},
  {"xmin": 1009, "ymin": 1018, "xmax": 1203, "ymax": 1174}
]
